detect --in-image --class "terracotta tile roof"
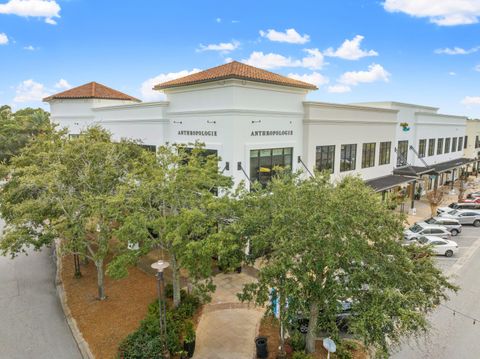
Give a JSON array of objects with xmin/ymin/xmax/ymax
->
[
  {"xmin": 154, "ymin": 61, "xmax": 318, "ymax": 90},
  {"xmin": 43, "ymin": 82, "xmax": 141, "ymax": 102}
]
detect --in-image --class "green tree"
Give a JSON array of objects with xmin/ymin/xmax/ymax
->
[
  {"xmin": 238, "ymin": 172, "xmax": 456, "ymax": 357},
  {"xmin": 0, "ymin": 105, "xmax": 51, "ymax": 166},
  {"xmin": 112, "ymin": 144, "xmax": 236, "ymax": 307},
  {"xmin": 0, "ymin": 126, "xmax": 144, "ymax": 300}
]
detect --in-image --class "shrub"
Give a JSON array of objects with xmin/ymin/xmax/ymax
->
[
  {"xmin": 291, "ymin": 352, "xmax": 313, "ymax": 359},
  {"xmin": 118, "ymin": 292, "xmax": 201, "ymax": 358},
  {"xmin": 289, "ymin": 331, "xmax": 306, "ymax": 352},
  {"xmin": 165, "ymin": 283, "xmax": 174, "ymax": 299}
]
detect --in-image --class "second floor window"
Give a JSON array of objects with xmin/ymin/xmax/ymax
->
[
  {"xmin": 452, "ymin": 137, "xmax": 457, "ymax": 153},
  {"xmin": 437, "ymin": 138, "xmax": 444, "ymax": 155},
  {"xmin": 362, "ymin": 143, "xmax": 376, "ymax": 168},
  {"xmin": 316, "ymin": 145, "xmax": 335, "ymax": 173},
  {"xmin": 418, "ymin": 139, "xmax": 426, "ymax": 158},
  {"xmin": 476, "ymin": 136, "xmax": 480, "ymax": 149},
  {"xmin": 458, "ymin": 137, "xmax": 463, "ymax": 151},
  {"xmin": 397, "ymin": 140, "xmax": 408, "ymax": 167},
  {"xmin": 340, "ymin": 144, "xmax": 357, "ymax": 172},
  {"xmin": 379, "ymin": 141, "xmax": 391, "ymax": 165},
  {"xmin": 465, "ymin": 136, "xmax": 468, "ymax": 149},
  {"xmin": 445, "ymin": 138, "xmax": 451, "ymax": 154},
  {"xmin": 428, "ymin": 139, "xmax": 435, "ymax": 156}
]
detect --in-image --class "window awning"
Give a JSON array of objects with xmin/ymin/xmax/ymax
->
[
  {"xmin": 429, "ymin": 157, "xmax": 475, "ymax": 174},
  {"xmin": 365, "ymin": 174, "xmax": 417, "ymax": 192},
  {"xmin": 393, "ymin": 166, "xmax": 434, "ymax": 177}
]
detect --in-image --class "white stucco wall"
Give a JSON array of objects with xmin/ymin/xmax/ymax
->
[
  {"xmin": 352, "ymin": 102, "xmax": 466, "ymax": 168},
  {"xmin": 465, "ymin": 119, "xmax": 480, "ymax": 159},
  {"xmin": 46, "ymin": 84, "xmax": 470, "ymax": 189},
  {"xmin": 165, "ymin": 80, "xmax": 306, "ymax": 188},
  {"xmin": 303, "ymin": 102, "xmax": 398, "ymax": 182}
]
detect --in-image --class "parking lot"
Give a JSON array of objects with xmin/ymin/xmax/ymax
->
[{"xmin": 429, "ymin": 225, "xmax": 480, "ymax": 274}]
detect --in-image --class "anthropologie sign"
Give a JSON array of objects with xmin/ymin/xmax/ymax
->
[
  {"xmin": 251, "ymin": 130, "xmax": 293, "ymax": 136},
  {"xmin": 177, "ymin": 130, "xmax": 217, "ymax": 136}
]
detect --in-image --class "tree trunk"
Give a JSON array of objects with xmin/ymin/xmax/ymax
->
[
  {"xmin": 95, "ymin": 259, "xmax": 106, "ymax": 300},
  {"xmin": 306, "ymin": 301, "xmax": 319, "ymax": 353},
  {"xmin": 171, "ymin": 254, "xmax": 181, "ymax": 307}
]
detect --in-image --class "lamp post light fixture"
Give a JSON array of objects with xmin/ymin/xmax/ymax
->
[{"xmin": 151, "ymin": 260, "xmax": 170, "ymax": 359}]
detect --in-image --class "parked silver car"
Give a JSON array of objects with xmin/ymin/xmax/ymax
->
[
  {"xmin": 404, "ymin": 222, "xmax": 452, "ymax": 241},
  {"xmin": 439, "ymin": 209, "xmax": 480, "ymax": 227},
  {"xmin": 424, "ymin": 217, "xmax": 462, "ymax": 236},
  {"xmin": 437, "ymin": 202, "xmax": 480, "ymax": 215}
]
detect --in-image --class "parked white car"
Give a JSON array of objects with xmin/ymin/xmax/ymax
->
[
  {"xmin": 409, "ymin": 235, "xmax": 459, "ymax": 257},
  {"xmin": 404, "ymin": 223, "xmax": 451, "ymax": 241}
]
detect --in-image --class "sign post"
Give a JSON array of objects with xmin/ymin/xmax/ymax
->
[{"xmin": 323, "ymin": 338, "xmax": 336, "ymax": 359}]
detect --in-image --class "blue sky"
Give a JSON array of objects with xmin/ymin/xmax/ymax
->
[{"xmin": 2, "ymin": 0, "xmax": 480, "ymax": 117}]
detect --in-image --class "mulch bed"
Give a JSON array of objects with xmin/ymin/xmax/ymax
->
[
  {"xmin": 61, "ymin": 254, "xmax": 157, "ymax": 359},
  {"xmin": 258, "ymin": 315, "xmax": 368, "ymax": 359}
]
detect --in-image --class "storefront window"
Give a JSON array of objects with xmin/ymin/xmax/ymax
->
[
  {"xmin": 315, "ymin": 145, "xmax": 335, "ymax": 173},
  {"xmin": 361, "ymin": 143, "xmax": 376, "ymax": 168},
  {"xmin": 418, "ymin": 139, "xmax": 426, "ymax": 158},
  {"xmin": 428, "ymin": 139, "xmax": 435, "ymax": 156},
  {"xmin": 250, "ymin": 147, "xmax": 293, "ymax": 186},
  {"xmin": 437, "ymin": 138, "xmax": 444, "ymax": 155},
  {"xmin": 445, "ymin": 138, "xmax": 451, "ymax": 154},
  {"xmin": 397, "ymin": 140, "xmax": 408, "ymax": 167},
  {"xmin": 340, "ymin": 144, "xmax": 357, "ymax": 172},
  {"xmin": 379, "ymin": 141, "xmax": 391, "ymax": 165}
]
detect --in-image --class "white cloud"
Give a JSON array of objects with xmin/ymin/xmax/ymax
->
[
  {"xmin": 216, "ymin": 17, "xmax": 221, "ymax": 23},
  {"xmin": 0, "ymin": 32, "xmax": 8, "ymax": 45},
  {"xmin": 383, "ymin": 0, "xmax": 480, "ymax": 26},
  {"xmin": 435, "ymin": 46, "xmax": 480, "ymax": 55},
  {"xmin": 259, "ymin": 28, "xmax": 310, "ymax": 44},
  {"xmin": 242, "ymin": 52, "xmax": 297, "ymax": 69},
  {"xmin": 475, "ymin": 64, "xmax": 480, "ymax": 71},
  {"xmin": 287, "ymin": 72, "xmax": 329, "ymax": 87},
  {"xmin": 0, "ymin": 0, "xmax": 60, "ymax": 25},
  {"xmin": 328, "ymin": 84, "xmax": 352, "ymax": 93},
  {"xmin": 197, "ymin": 40, "xmax": 239, "ymax": 53},
  {"xmin": 449, "ymin": 71, "xmax": 457, "ymax": 76},
  {"xmin": 54, "ymin": 79, "xmax": 71, "ymax": 90},
  {"xmin": 301, "ymin": 48, "xmax": 325, "ymax": 69},
  {"xmin": 14, "ymin": 79, "xmax": 50, "ymax": 102},
  {"xmin": 241, "ymin": 48, "xmax": 325, "ymax": 70},
  {"xmin": 324, "ymin": 35, "xmax": 378, "ymax": 60},
  {"xmin": 23, "ymin": 45, "xmax": 36, "ymax": 51},
  {"xmin": 339, "ymin": 64, "xmax": 391, "ymax": 86},
  {"xmin": 462, "ymin": 96, "xmax": 480, "ymax": 105},
  {"xmin": 140, "ymin": 69, "xmax": 201, "ymax": 101}
]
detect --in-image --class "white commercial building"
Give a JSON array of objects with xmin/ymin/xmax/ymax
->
[{"xmin": 44, "ymin": 61, "xmax": 474, "ymax": 199}]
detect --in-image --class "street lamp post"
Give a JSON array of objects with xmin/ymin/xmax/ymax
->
[{"xmin": 151, "ymin": 260, "xmax": 170, "ymax": 359}]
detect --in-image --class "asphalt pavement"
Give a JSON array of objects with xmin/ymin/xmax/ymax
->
[
  {"xmin": 0, "ymin": 217, "xmax": 82, "ymax": 359},
  {"xmin": 392, "ymin": 225, "xmax": 480, "ymax": 358}
]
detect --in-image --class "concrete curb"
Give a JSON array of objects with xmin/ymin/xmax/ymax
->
[{"xmin": 54, "ymin": 240, "xmax": 95, "ymax": 359}]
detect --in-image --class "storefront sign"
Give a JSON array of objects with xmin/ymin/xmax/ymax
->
[
  {"xmin": 251, "ymin": 130, "xmax": 293, "ymax": 137},
  {"xmin": 177, "ymin": 130, "xmax": 217, "ymax": 136}
]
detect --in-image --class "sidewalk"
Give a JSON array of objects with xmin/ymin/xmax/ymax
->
[
  {"xmin": 193, "ymin": 272, "xmax": 264, "ymax": 359},
  {"xmin": 404, "ymin": 176, "xmax": 480, "ymax": 225}
]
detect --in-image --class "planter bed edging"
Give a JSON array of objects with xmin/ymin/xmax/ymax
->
[{"xmin": 54, "ymin": 240, "xmax": 95, "ymax": 359}]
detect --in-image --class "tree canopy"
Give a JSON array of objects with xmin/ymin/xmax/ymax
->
[
  {"xmin": 0, "ymin": 105, "xmax": 52, "ymax": 167},
  {"xmin": 113, "ymin": 143, "xmax": 239, "ymax": 307},
  {"xmin": 0, "ymin": 126, "xmax": 146, "ymax": 300},
  {"xmin": 237, "ymin": 172, "xmax": 456, "ymax": 357}
]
